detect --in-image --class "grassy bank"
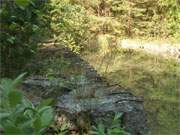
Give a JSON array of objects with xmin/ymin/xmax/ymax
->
[{"xmin": 83, "ymin": 48, "xmax": 180, "ymax": 135}]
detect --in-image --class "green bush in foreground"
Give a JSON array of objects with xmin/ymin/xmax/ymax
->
[
  {"xmin": 91, "ymin": 113, "xmax": 129, "ymax": 135},
  {"xmin": 0, "ymin": 73, "xmax": 54, "ymax": 135}
]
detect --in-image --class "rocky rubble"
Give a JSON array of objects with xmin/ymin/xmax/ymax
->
[{"xmin": 22, "ymin": 47, "xmax": 149, "ymax": 135}]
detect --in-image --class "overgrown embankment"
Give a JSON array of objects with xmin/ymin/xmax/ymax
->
[{"xmin": 83, "ymin": 46, "xmax": 180, "ymax": 135}]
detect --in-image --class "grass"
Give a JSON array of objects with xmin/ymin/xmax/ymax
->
[
  {"xmin": 25, "ymin": 41, "xmax": 180, "ymax": 134},
  {"xmin": 82, "ymin": 48, "xmax": 180, "ymax": 135}
]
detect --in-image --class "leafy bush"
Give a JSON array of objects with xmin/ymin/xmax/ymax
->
[
  {"xmin": 0, "ymin": 73, "xmax": 54, "ymax": 134},
  {"xmin": 0, "ymin": 0, "xmax": 48, "ymax": 77},
  {"xmin": 91, "ymin": 113, "xmax": 129, "ymax": 135},
  {"xmin": 52, "ymin": 123, "xmax": 69, "ymax": 135},
  {"xmin": 38, "ymin": 56, "xmax": 71, "ymax": 77},
  {"xmin": 49, "ymin": 0, "xmax": 90, "ymax": 53},
  {"xmin": 158, "ymin": 0, "xmax": 180, "ymax": 38},
  {"xmin": 71, "ymin": 0, "xmax": 180, "ymax": 39}
]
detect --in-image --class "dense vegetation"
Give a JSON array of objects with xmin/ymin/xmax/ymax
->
[
  {"xmin": 71, "ymin": 0, "xmax": 180, "ymax": 38},
  {"xmin": 0, "ymin": 0, "xmax": 49, "ymax": 77},
  {"xmin": 0, "ymin": 74, "xmax": 54, "ymax": 134},
  {"xmin": 1, "ymin": 0, "xmax": 179, "ymax": 77},
  {"xmin": 0, "ymin": 0, "xmax": 180, "ymax": 135}
]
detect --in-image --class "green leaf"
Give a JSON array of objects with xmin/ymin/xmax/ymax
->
[
  {"xmin": 108, "ymin": 128, "xmax": 124, "ymax": 135},
  {"xmin": 8, "ymin": 91, "xmax": 22, "ymax": 108},
  {"xmin": 113, "ymin": 113, "xmax": 123, "ymax": 121},
  {"xmin": 15, "ymin": 114, "xmax": 28, "ymax": 126},
  {"xmin": 37, "ymin": 98, "xmax": 54, "ymax": 110},
  {"xmin": 32, "ymin": 24, "xmax": 39, "ymax": 32},
  {"xmin": 4, "ymin": 126, "xmax": 22, "ymax": 135},
  {"xmin": 15, "ymin": 0, "xmax": 30, "ymax": 7},
  {"xmin": 33, "ymin": 117, "xmax": 42, "ymax": 132},
  {"xmin": 60, "ymin": 123, "xmax": 68, "ymax": 131},
  {"xmin": 12, "ymin": 73, "xmax": 27, "ymax": 88},
  {"xmin": 0, "ymin": 79, "xmax": 13, "ymax": 92},
  {"xmin": 98, "ymin": 123, "xmax": 106, "ymax": 135},
  {"xmin": 38, "ymin": 106, "xmax": 54, "ymax": 127},
  {"xmin": 0, "ymin": 112, "xmax": 10, "ymax": 120},
  {"xmin": 22, "ymin": 97, "xmax": 34, "ymax": 108},
  {"xmin": 7, "ymin": 36, "xmax": 16, "ymax": 44}
]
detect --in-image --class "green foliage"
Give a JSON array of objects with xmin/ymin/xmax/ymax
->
[
  {"xmin": 86, "ymin": 48, "xmax": 180, "ymax": 134},
  {"xmin": 91, "ymin": 113, "xmax": 128, "ymax": 135},
  {"xmin": 49, "ymin": 0, "xmax": 90, "ymax": 53},
  {"xmin": 30, "ymin": 56, "xmax": 71, "ymax": 77},
  {"xmin": 0, "ymin": 73, "xmax": 54, "ymax": 134},
  {"xmin": 91, "ymin": 123, "xmax": 106, "ymax": 135},
  {"xmin": 158, "ymin": 0, "xmax": 180, "ymax": 38},
  {"xmin": 0, "ymin": 0, "xmax": 48, "ymax": 77},
  {"xmin": 53, "ymin": 123, "xmax": 69, "ymax": 135},
  {"xmin": 14, "ymin": 0, "xmax": 31, "ymax": 7},
  {"xmin": 73, "ymin": 0, "xmax": 180, "ymax": 39},
  {"xmin": 1, "ymin": 0, "xmax": 179, "ymax": 78}
]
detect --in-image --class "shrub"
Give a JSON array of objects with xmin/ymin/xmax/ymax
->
[
  {"xmin": 0, "ymin": 0, "xmax": 48, "ymax": 77},
  {"xmin": 0, "ymin": 73, "xmax": 54, "ymax": 134},
  {"xmin": 49, "ymin": 0, "xmax": 90, "ymax": 53},
  {"xmin": 91, "ymin": 113, "xmax": 129, "ymax": 135}
]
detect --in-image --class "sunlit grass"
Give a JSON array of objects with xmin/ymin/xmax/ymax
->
[
  {"xmin": 83, "ymin": 47, "xmax": 180, "ymax": 135},
  {"xmin": 83, "ymin": 48, "xmax": 180, "ymax": 101}
]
